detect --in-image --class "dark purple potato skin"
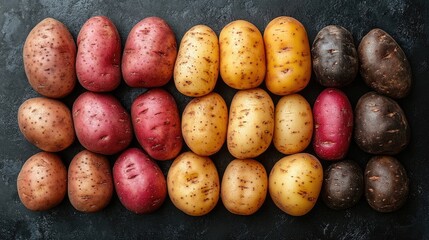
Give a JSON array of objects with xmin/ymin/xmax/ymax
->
[
  {"xmin": 365, "ymin": 156, "xmax": 409, "ymax": 213},
  {"xmin": 354, "ymin": 92, "xmax": 410, "ymax": 155},
  {"xmin": 311, "ymin": 25, "xmax": 358, "ymax": 87},
  {"xmin": 322, "ymin": 160, "xmax": 363, "ymax": 210},
  {"xmin": 358, "ymin": 28, "xmax": 411, "ymax": 99}
]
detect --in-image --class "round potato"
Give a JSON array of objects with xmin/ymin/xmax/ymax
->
[
  {"xmin": 18, "ymin": 97, "xmax": 75, "ymax": 152},
  {"xmin": 182, "ymin": 92, "xmax": 228, "ymax": 156},
  {"xmin": 269, "ymin": 153, "xmax": 323, "ymax": 216},
  {"xmin": 221, "ymin": 159, "xmax": 267, "ymax": 215},
  {"xmin": 68, "ymin": 150, "xmax": 113, "ymax": 213},
  {"xmin": 174, "ymin": 25, "xmax": 219, "ymax": 97},
  {"xmin": 167, "ymin": 151, "xmax": 220, "ymax": 216},
  {"xmin": 17, "ymin": 152, "xmax": 67, "ymax": 211}
]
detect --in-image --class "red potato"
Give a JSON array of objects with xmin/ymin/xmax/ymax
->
[
  {"xmin": 72, "ymin": 92, "xmax": 132, "ymax": 155},
  {"xmin": 113, "ymin": 148, "xmax": 167, "ymax": 214},
  {"xmin": 122, "ymin": 17, "xmax": 177, "ymax": 87},
  {"xmin": 76, "ymin": 16, "xmax": 121, "ymax": 92},
  {"xmin": 131, "ymin": 89, "xmax": 182, "ymax": 161},
  {"xmin": 313, "ymin": 88, "xmax": 353, "ymax": 160}
]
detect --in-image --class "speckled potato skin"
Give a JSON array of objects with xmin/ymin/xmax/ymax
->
[
  {"xmin": 274, "ymin": 94, "xmax": 313, "ymax": 155},
  {"xmin": 23, "ymin": 17, "xmax": 76, "ymax": 98},
  {"xmin": 182, "ymin": 92, "xmax": 228, "ymax": 156},
  {"xmin": 219, "ymin": 20, "xmax": 265, "ymax": 89},
  {"xmin": 264, "ymin": 16, "xmax": 311, "ymax": 95},
  {"xmin": 174, "ymin": 25, "xmax": 219, "ymax": 97},
  {"xmin": 227, "ymin": 88, "xmax": 274, "ymax": 159},
  {"xmin": 167, "ymin": 152, "xmax": 220, "ymax": 216},
  {"xmin": 68, "ymin": 150, "xmax": 113, "ymax": 213},
  {"xmin": 221, "ymin": 159, "xmax": 267, "ymax": 215},
  {"xmin": 18, "ymin": 97, "xmax": 75, "ymax": 152},
  {"xmin": 269, "ymin": 153, "xmax": 323, "ymax": 216},
  {"xmin": 17, "ymin": 152, "xmax": 67, "ymax": 211}
]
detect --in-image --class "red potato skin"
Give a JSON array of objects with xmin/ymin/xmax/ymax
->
[
  {"xmin": 313, "ymin": 88, "xmax": 353, "ymax": 160},
  {"xmin": 122, "ymin": 17, "xmax": 177, "ymax": 87},
  {"xmin": 113, "ymin": 148, "xmax": 167, "ymax": 214},
  {"xmin": 72, "ymin": 92, "xmax": 132, "ymax": 155},
  {"xmin": 131, "ymin": 89, "xmax": 182, "ymax": 160},
  {"xmin": 76, "ymin": 16, "xmax": 121, "ymax": 92}
]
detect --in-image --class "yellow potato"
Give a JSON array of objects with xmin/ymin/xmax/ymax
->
[
  {"xmin": 264, "ymin": 16, "xmax": 311, "ymax": 95},
  {"xmin": 182, "ymin": 92, "xmax": 228, "ymax": 156},
  {"xmin": 274, "ymin": 94, "xmax": 313, "ymax": 154},
  {"xmin": 174, "ymin": 25, "xmax": 219, "ymax": 97},
  {"xmin": 227, "ymin": 88, "xmax": 274, "ymax": 159},
  {"xmin": 167, "ymin": 152, "xmax": 220, "ymax": 216},
  {"xmin": 219, "ymin": 20, "xmax": 265, "ymax": 89},
  {"xmin": 221, "ymin": 159, "xmax": 267, "ymax": 215},
  {"xmin": 269, "ymin": 153, "xmax": 323, "ymax": 216}
]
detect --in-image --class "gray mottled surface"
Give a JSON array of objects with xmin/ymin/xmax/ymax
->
[{"xmin": 1, "ymin": 0, "xmax": 428, "ymax": 239}]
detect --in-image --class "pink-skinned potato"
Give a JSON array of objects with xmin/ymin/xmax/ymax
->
[
  {"xmin": 122, "ymin": 16, "xmax": 177, "ymax": 87},
  {"xmin": 113, "ymin": 148, "xmax": 167, "ymax": 214},
  {"xmin": 72, "ymin": 92, "xmax": 132, "ymax": 155},
  {"xmin": 131, "ymin": 88, "xmax": 182, "ymax": 160},
  {"xmin": 76, "ymin": 16, "xmax": 121, "ymax": 92},
  {"xmin": 23, "ymin": 17, "xmax": 76, "ymax": 98}
]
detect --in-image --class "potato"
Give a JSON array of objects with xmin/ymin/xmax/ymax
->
[
  {"xmin": 23, "ymin": 17, "xmax": 76, "ymax": 98},
  {"xmin": 76, "ymin": 16, "xmax": 121, "ymax": 92},
  {"xmin": 113, "ymin": 148, "xmax": 167, "ymax": 214},
  {"xmin": 365, "ymin": 156, "xmax": 409, "ymax": 212},
  {"xmin": 181, "ymin": 92, "xmax": 228, "ymax": 156},
  {"xmin": 311, "ymin": 25, "xmax": 358, "ymax": 87},
  {"xmin": 227, "ymin": 88, "xmax": 274, "ymax": 159},
  {"xmin": 174, "ymin": 25, "xmax": 219, "ymax": 97},
  {"xmin": 131, "ymin": 89, "xmax": 182, "ymax": 160},
  {"xmin": 274, "ymin": 94, "xmax": 313, "ymax": 155},
  {"xmin": 167, "ymin": 151, "xmax": 220, "ymax": 216},
  {"xmin": 264, "ymin": 16, "xmax": 311, "ymax": 95},
  {"xmin": 313, "ymin": 88, "xmax": 353, "ymax": 160},
  {"xmin": 269, "ymin": 153, "xmax": 323, "ymax": 216},
  {"xmin": 72, "ymin": 92, "xmax": 132, "ymax": 155},
  {"xmin": 219, "ymin": 20, "xmax": 265, "ymax": 89},
  {"xmin": 17, "ymin": 152, "xmax": 67, "ymax": 211},
  {"xmin": 122, "ymin": 17, "xmax": 177, "ymax": 88},
  {"xmin": 221, "ymin": 159, "xmax": 267, "ymax": 215},
  {"xmin": 358, "ymin": 28, "xmax": 411, "ymax": 99},
  {"xmin": 68, "ymin": 150, "xmax": 113, "ymax": 213},
  {"xmin": 17, "ymin": 97, "xmax": 75, "ymax": 152},
  {"xmin": 354, "ymin": 92, "xmax": 410, "ymax": 155}
]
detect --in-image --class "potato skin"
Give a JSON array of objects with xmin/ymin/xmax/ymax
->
[
  {"xmin": 18, "ymin": 97, "xmax": 75, "ymax": 152},
  {"xmin": 365, "ymin": 156, "xmax": 409, "ymax": 212},
  {"xmin": 219, "ymin": 20, "xmax": 265, "ymax": 89},
  {"xmin": 68, "ymin": 150, "xmax": 113, "ymax": 213},
  {"xmin": 264, "ymin": 16, "xmax": 311, "ymax": 95},
  {"xmin": 221, "ymin": 159, "xmax": 267, "ymax": 215},
  {"xmin": 227, "ymin": 88, "xmax": 274, "ymax": 159},
  {"xmin": 167, "ymin": 152, "xmax": 219, "ymax": 216},
  {"xmin": 17, "ymin": 152, "xmax": 67, "ymax": 211},
  {"xmin": 76, "ymin": 16, "xmax": 121, "ymax": 92},
  {"xmin": 72, "ymin": 92, "xmax": 132, "ymax": 155},
  {"xmin": 131, "ymin": 89, "xmax": 182, "ymax": 160},
  {"xmin": 182, "ymin": 92, "xmax": 228, "ymax": 156},
  {"xmin": 122, "ymin": 17, "xmax": 177, "ymax": 88},
  {"xmin": 358, "ymin": 28, "xmax": 411, "ymax": 99},
  {"xmin": 113, "ymin": 148, "xmax": 167, "ymax": 214},
  {"xmin": 311, "ymin": 25, "xmax": 358, "ymax": 87},
  {"xmin": 174, "ymin": 25, "xmax": 219, "ymax": 97},
  {"xmin": 313, "ymin": 88, "xmax": 353, "ymax": 160},
  {"xmin": 23, "ymin": 17, "xmax": 76, "ymax": 98},
  {"xmin": 274, "ymin": 94, "xmax": 313, "ymax": 155},
  {"xmin": 354, "ymin": 92, "xmax": 410, "ymax": 155},
  {"xmin": 269, "ymin": 153, "xmax": 323, "ymax": 216}
]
